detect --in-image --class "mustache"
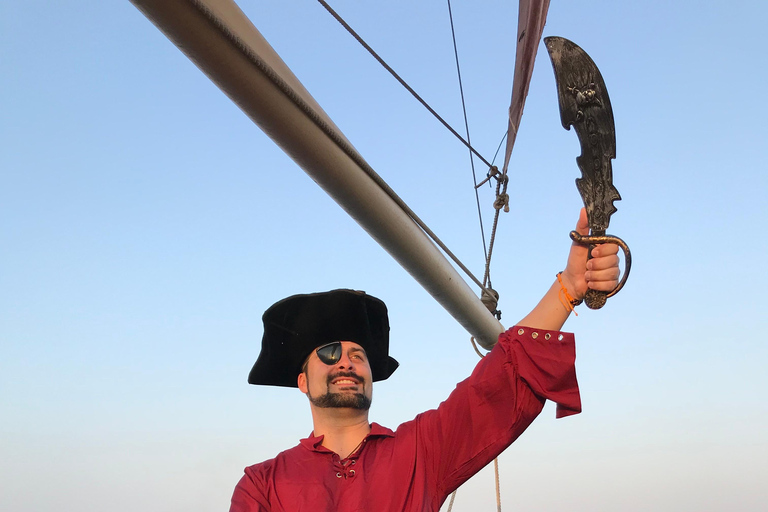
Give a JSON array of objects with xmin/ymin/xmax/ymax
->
[{"xmin": 327, "ymin": 371, "xmax": 363, "ymax": 385}]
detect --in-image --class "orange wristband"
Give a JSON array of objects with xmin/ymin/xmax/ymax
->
[{"xmin": 557, "ymin": 272, "xmax": 583, "ymax": 315}]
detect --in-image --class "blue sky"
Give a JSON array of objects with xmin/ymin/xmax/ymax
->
[{"xmin": 2, "ymin": 1, "xmax": 767, "ymax": 510}]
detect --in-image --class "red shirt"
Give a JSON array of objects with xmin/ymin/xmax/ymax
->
[{"xmin": 230, "ymin": 326, "xmax": 581, "ymax": 511}]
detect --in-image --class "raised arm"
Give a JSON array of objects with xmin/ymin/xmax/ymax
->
[
  {"xmin": 408, "ymin": 209, "xmax": 620, "ymax": 501},
  {"xmin": 517, "ymin": 208, "xmax": 620, "ymax": 331}
]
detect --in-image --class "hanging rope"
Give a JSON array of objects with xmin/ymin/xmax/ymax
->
[
  {"xmin": 494, "ymin": 458, "xmax": 502, "ymax": 512},
  {"xmin": 446, "ymin": 490, "xmax": 457, "ymax": 512},
  {"xmin": 482, "ymin": 171, "xmax": 510, "ymax": 293},
  {"xmin": 460, "ymin": 332, "xmax": 504, "ymax": 512}
]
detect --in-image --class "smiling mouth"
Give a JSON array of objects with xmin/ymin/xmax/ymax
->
[{"xmin": 332, "ymin": 378, "xmax": 360, "ymax": 386}]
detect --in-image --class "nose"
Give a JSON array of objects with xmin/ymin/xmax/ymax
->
[{"xmin": 335, "ymin": 352, "xmax": 355, "ymax": 370}]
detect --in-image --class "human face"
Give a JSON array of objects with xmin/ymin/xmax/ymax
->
[{"xmin": 297, "ymin": 341, "xmax": 373, "ymax": 410}]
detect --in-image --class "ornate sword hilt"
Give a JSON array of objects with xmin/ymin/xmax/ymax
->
[{"xmin": 569, "ymin": 231, "xmax": 632, "ymax": 309}]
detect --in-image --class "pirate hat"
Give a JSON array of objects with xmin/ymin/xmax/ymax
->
[{"xmin": 248, "ymin": 289, "xmax": 399, "ymax": 387}]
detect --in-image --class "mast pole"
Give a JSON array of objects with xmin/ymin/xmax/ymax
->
[{"xmin": 130, "ymin": 0, "xmax": 504, "ymax": 349}]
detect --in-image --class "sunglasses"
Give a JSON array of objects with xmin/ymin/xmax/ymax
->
[{"xmin": 315, "ymin": 341, "xmax": 343, "ymax": 366}]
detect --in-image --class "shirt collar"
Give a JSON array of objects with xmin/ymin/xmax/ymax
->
[{"xmin": 299, "ymin": 422, "xmax": 395, "ymax": 453}]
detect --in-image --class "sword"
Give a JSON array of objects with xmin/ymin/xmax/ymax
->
[{"xmin": 544, "ymin": 36, "xmax": 631, "ymax": 309}]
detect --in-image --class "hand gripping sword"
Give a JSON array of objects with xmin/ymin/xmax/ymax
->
[{"xmin": 544, "ymin": 36, "xmax": 631, "ymax": 309}]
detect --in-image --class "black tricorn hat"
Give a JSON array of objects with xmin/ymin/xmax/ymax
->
[{"xmin": 248, "ymin": 289, "xmax": 399, "ymax": 387}]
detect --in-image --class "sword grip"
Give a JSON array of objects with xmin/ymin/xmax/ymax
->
[{"xmin": 569, "ymin": 231, "xmax": 632, "ymax": 310}]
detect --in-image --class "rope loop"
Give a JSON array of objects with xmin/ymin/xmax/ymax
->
[
  {"xmin": 493, "ymin": 193, "xmax": 510, "ymax": 212},
  {"xmin": 480, "ymin": 287, "xmax": 501, "ymax": 320}
]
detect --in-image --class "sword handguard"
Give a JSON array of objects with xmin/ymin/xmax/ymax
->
[{"xmin": 569, "ymin": 231, "xmax": 632, "ymax": 309}]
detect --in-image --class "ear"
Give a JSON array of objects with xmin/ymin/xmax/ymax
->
[{"xmin": 297, "ymin": 371, "xmax": 308, "ymax": 393}]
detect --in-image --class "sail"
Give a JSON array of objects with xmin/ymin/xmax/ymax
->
[{"xmin": 501, "ymin": 0, "xmax": 551, "ymax": 173}]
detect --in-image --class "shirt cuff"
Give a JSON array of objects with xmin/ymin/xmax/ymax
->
[{"xmin": 501, "ymin": 326, "xmax": 581, "ymax": 418}]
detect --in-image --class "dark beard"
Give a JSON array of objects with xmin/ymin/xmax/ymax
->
[
  {"xmin": 306, "ymin": 370, "xmax": 372, "ymax": 410},
  {"xmin": 308, "ymin": 391, "xmax": 372, "ymax": 410}
]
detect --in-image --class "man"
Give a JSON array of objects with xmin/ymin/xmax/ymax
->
[{"xmin": 231, "ymin": 210, "xmax": 620, "ymax": 511}]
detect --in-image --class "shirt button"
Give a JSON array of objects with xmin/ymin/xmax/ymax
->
[
  {"xmin": 349, "ymin": 470, "xmax": 356, "ymax": 477},
  {"xmin": 351, "ymin": 460, "xmax": 356, "ymax": 465},
  {"xmin": 336, "ymin": 472, "xmax": 342, "ymax": 478}
]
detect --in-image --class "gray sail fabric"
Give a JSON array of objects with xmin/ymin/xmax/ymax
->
[{"xmin": 502, "ymin": 0, "xmax": 551, "ymax": 174}]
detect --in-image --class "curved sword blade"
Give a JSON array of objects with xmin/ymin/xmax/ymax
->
[{"xmin": 544, "ymin": 36, "xmax": 620, "ymax": 235}]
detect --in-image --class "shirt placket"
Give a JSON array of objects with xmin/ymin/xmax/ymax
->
[{"xmin": 331, "ymin": 438, "xmax": 365, "ymax": 480}]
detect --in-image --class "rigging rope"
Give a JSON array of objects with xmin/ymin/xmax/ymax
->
[
  {"xmin": 316, "ymin": 0, "xmax": 495, "ymax": 171},
  {"xmin": 446, "ymin": 0, "xmax": 489, "ymax": 271}
]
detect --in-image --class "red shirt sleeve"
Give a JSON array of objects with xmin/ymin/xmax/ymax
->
[{"xmin": 410, "ymin": 325, "xmax": 581, "ymax": 496}]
